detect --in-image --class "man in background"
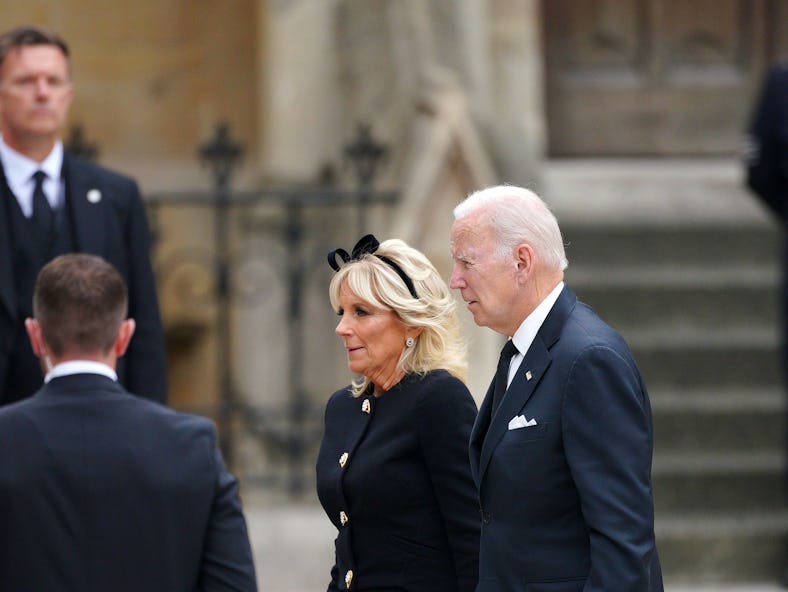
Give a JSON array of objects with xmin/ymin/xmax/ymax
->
[
  {"xmin": 0, "ymin": 24, "xmax": 166, "ymax": 404},
  {"xmin": 0, "ymin": 253, "xmax": 257, "ymax": 591},
  {"xmin": 745, "ymin": 60, "xmax": 788, "ymax": 588}
]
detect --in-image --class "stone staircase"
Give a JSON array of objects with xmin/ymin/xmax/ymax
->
[{"xmin": 562, "ymin": 220, "xmax": 788, "ymax": 582}]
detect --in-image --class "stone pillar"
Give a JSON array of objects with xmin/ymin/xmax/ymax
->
[
  {"xmin": 258, "ymin": 0, "xmax": 343, "ymax": 182},
  {"xmin": 456, "ymin": 0, "xmax": 494, "ymax": 116},
  {"xmin": 469, "ymin": 0, "xmax": 546, "ymax": 188}
]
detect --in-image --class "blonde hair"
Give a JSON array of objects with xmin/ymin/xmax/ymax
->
[{"xmin": 329, "ymin": 238, "xmax": 467, "ymax": 396}]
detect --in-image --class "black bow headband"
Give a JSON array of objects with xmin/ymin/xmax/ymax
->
[{"xmin": 327, "ymin": 234, "xmax": 419, "ymax": 299}]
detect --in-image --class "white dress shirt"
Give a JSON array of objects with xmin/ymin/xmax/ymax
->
[
  {"xmin": 0, "ymin": 135, "xmax": 63, "ymax": 216},
  {"xmin": 45, "ymin": 360, "xmax": 118, "ymax": 384},
  {"xmin": 506, "ymin": 281, "xmax": 565, "ymax": 387}
]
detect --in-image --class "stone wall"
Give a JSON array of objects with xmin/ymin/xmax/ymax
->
[
  {"xmin": 1, "ymin": 0, "xmax": 548, "ymax": 482},
  {"xmin": 1, "ymin": 1, "xmax": 259, "ymax": 192}
]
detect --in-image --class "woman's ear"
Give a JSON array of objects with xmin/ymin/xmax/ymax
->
[{"xmin": 408, "ymin": 326, "xmax": 424, "ymax": 339}]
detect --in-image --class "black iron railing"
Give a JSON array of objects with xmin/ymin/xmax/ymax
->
[{"xmin": 142, "ymin": 122, "xmax": 396, "ymax": 494}]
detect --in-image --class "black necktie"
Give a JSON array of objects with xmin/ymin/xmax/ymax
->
[
  {"xmin": 491, "ymin": 339, "xmax": 519, "ymax": 417},
  {"xmin": 31, "ymin": 170, "xmax": 54, "ymax": 237}
]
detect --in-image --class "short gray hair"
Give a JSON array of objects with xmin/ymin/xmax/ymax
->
[
  {"xmin": 454, "ymin": 185, "xmax": 568, "ymax": 271},
  {"xmin": 0, "ymin": 25, "xmax": 70, "ymax": 72}
]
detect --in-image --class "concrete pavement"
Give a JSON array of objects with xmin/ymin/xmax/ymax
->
[{"xmin": 243, "ymin": 495, "xmax": 785, "ymax": 592}]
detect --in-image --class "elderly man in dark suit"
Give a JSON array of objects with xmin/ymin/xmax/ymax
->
[
  {"xmin": 0, "ymin": 24, "xmax": 166, "ymax": 405},
  {"xmin": 0, "ymin": 253, "xmax": 257, "ymax": 591},
  {"xmin": 450, "ymin": 185, "xmax": 663, "ymax": 591}
]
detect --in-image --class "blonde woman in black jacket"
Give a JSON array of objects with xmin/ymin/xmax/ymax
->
[{"xmin": 317, "ymin": 235, "xmax": 479, "ymax": 592}]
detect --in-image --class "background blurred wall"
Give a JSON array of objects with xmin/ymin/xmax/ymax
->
[{"xmin": 0, "ymin": 0, "xmax": 260, "ymax": 191}]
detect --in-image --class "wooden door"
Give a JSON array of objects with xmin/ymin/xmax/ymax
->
[{"xmin": 543, "ymin": 0, "xmax": 785, "ymax": 156}]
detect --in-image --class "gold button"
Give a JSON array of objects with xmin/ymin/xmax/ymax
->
[
  {"xmin": 345, "ymin": 569, "xmax": 353, "ymax": 588},
  {"xmin": 361, "ymin": 399, "xmax": 371, "ymax": 414},
  {"xmin": 340, "ymin": 510, "xmax": 348, "ymax": 526},
  {"xmin": 339, "ymin": 452, "xmax": 349, "ymax": 467}
]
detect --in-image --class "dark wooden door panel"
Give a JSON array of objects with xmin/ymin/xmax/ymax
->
[{"xmin": 544, "ymin": 0, "xmax": 777, "ymax": 156}]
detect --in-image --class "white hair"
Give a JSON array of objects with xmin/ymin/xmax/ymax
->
[{"xmin": 453, "ymin": 185, "xmax": 568, "ymax": 270}]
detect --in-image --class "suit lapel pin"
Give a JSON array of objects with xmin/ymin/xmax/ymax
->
[
  {"xmin": 361, "ymin": 399, "xmax": 371, "ymax": 414},
  {"xmin": 525, "ymin": 370, "xmax": 533, "ymax": 381},
  {"xmin": 87, "ymin": 189, "xmax": 102, "ymax": 204}
]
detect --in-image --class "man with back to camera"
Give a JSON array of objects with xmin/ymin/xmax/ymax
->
[
  {"xmin": 450, "ymin": 184, "xmax": 663, "ymax": 591},
  {"xmin": 0, "ymin": 24, "xmax": 166, "ymax": 405},
  {"xmin": 0, "ymin": 253, "xmax": 257, "ymax": 591}
]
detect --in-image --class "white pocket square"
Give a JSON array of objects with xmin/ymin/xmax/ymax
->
[{"xmin": 508, "ymin": 415, "xmax": 538, "ymax": 430}]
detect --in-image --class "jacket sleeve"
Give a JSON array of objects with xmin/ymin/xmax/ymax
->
[
  {"xmin": 563, "ymin": 345, "xmax": 658, "ymax": 592},
  {"xmin": 746, "ymin": 64, "xmax": 788, "ymax": 220},
  {"xmin": 417, "ymin": 377, "xmax": 480, "ymax": 592},
  {"xmin": 326, "ymin": 556, "xmax": 339, "ymax": 592},
  {"xmin": 199, "ymin": 445, "xmax": 258, "ymax": 591},
  {"xmin": 122, "ymin": 180, "xmax": 168, "ymax": 403}
]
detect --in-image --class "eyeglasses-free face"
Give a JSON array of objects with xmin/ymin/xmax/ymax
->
[{"xmin": 0, "ymin": 45, "xmax": 74, "ymax": 149}]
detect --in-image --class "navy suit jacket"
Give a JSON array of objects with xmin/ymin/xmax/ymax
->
[
  {"xmin": 746, "ymin": 62, "xmax": 788, "ymax": 220},
  {"xmin": 470, "ymin": 287, "xmax": 663, "ymax": 592},
  {"xmin": 0, "ymin": 152, "xmax": 167, "ymax": 403},
  {"xmin": 0, "ymin": 373, "xmax": 256, "ymax": 591}
]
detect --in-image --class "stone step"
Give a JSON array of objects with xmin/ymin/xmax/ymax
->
[
  {"xmin": 569, "ymin": 266, "xmax": 779, "ymax": 332},
  {"xmin": 651, "ymin": 389, "xmax": 785, "ymax": 453},
  {"xmin": 653, "ymin": 452, "xmax": 786, "ymax": 513},
  {"xmin": 562, "ymin": 223, "xmax": 779, "ymax": 269},
  {"xmin": 629, "ymin": 329, "xmax": 780, "ymax": 389},
  {"xmin": 547, "ymin": 159, "xmax": 786, "ymax": 584},
  {"xmin": 656, "ymin": 512, "xmax": 788, "ymax": 582}
]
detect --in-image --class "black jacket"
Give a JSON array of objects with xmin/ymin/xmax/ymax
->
[
  {"xmin": 0, "ymin": 153, "xmax": 167, "ymax": 404},
  {"xmin": 316, "ymin": 370, "xmax": 479, "ymax": 591},
  {"xmin": 0, "ymin": 373, "xmax": 256, "ymax": 591},
  {"xmin": 746, "ymin": 62, "xmax": 788, "ymax": 219}
]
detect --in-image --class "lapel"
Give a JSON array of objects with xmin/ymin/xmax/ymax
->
[
  {"xmin": 0, "ymin": 153, "xmax": 107, "ymax": 320},
  {"xmin": 0, "ymin": 162, "xmax": 15, "ymax": 320},
  {"xmin": 476, "ymin": 286, "xmax": 578, "ymax": 487},
  {"xmin": 63, "ymin": 153, "xmax": 104, "ymax": 253},
  {"xmin": 469, "ymin": 379, "xmax": 494, "ymax": 487}
]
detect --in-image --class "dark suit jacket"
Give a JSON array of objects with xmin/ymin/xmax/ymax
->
[
  {"xmin": 316, "ymin": 370, "xmax": 480, "ymax": 591},
  {"xmin": 746, "ymin": 63, "xmax": 788, "ymax": 380},
  {"xmin": 470, "ymin": 287, "xmax": 663, "ymax": 592},
  {"xmin": 0, "ymin": 152, "xmax": 167, "ymax": 403},
  {"xmin": 0, "ymin": 372, "xmax": 257, "ymax": 591},
  {"xmin": 746, "ymin": 62, "xmax": 788, "ymax": 220}
]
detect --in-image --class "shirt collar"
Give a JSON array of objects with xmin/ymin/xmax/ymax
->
[
  {"xmin": 511, "ymin": 281, "xmax": 565, "ymax": 356},
  {"xmin": 0, "ymin": 135, "xmax": 63, "ymax": 190},
  {"xmin": 45, "ymin": 360, "xmax": 118, "ymax": 384}
]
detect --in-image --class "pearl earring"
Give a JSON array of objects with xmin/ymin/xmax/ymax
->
[{"xmin": 405, "ymin": 336, "xmax": 415, "ymax": 348}]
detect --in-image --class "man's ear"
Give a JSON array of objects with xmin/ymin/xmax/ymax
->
[
  {"xmin": 514, "ymin": 243, "xmax": 535, "ymax": 280},
  {"xmin": 24, "ymin": 318, "xmax": 45, "ymax": 357},
  {"xmin": 115, "ymin": 319, "xmax": 136, "ymax": 358}
]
